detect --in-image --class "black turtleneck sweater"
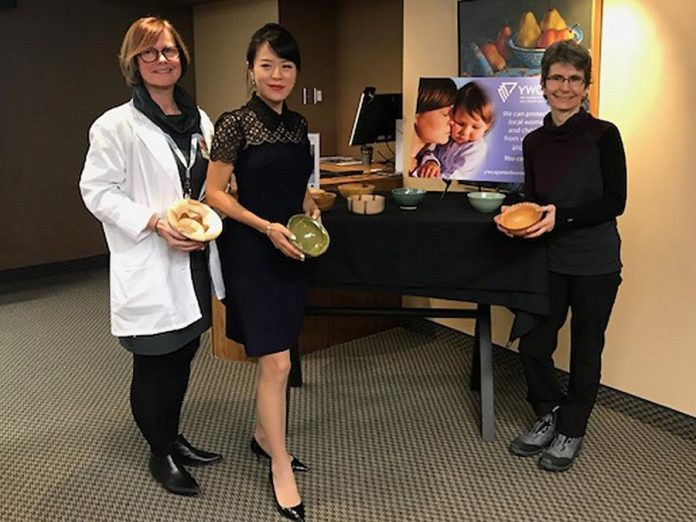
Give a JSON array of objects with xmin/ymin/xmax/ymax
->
[{"xmin": 523, "ymin": 108, "xmax": 627, "ymax": 275}]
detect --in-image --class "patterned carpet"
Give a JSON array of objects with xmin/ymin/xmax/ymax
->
[{"xmin": 1, "ymin": 269, "xmax": 694, "ymax": 521}]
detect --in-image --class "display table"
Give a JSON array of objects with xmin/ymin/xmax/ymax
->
[
  {"xmin": 298, "ymin": 191, "xmax": 549, "ymax": 441},
  {"xmin": 319, "ymin": 170, "xmax": 402, "ymax": 193},
  {"xmin": 319, "ymin": 160, "xmax": 391, "ymax": 174}
]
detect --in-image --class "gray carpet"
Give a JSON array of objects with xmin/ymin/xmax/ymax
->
[{"xmin": 1, "ymin": 269, "xmax": 694, "ymax": 521}]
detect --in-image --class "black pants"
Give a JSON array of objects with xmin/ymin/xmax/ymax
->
[
  {"xmin": 130, "ymin": 338, "xmax": 200, "ymax": 456},
  {"xmin": 518, "ymin": 271, "xmax": 621, "ymax": 437}
]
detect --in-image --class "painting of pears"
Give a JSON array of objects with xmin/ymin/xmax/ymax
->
[{"xmin": 458, "ymin": 0, "xmax": 593, "ymax": 77}]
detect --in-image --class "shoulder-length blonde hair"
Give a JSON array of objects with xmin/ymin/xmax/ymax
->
[{"xmin": 119, "ymin": 16, "xmax": 191, "ymax": 87}]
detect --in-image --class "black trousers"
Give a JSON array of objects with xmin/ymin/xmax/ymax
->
[
  {"xmin": 518, "ymin": 271, "xmax": 621, "ymax": 437},
  {"xmin": 130, "ymin": 337, "xmax": 200, "ymax": 456}
]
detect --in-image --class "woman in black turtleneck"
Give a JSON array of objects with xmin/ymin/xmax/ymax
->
[
  {"xmin": 496, "ymin": 40, "xmax": 627, "ymax": 472},
  {"xmin": 80, "ymin": 17, "xmax": 224, "ymax": 496}
]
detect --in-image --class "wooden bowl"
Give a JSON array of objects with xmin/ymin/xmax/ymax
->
[
  {"xmin": 338, "ymin": 183, "xmax": 375, "ymax": 198},
  {"xmin": 310, "ymin": 190, "xmax": 337, "ymax": 212},
  {"xmin": 167, "ymin": 198, "xmax": 222, "ymax": 241},
  {"xmin": 498, "ymin": 202, "xmax": 543, "ymax": 236},
  {"xmin": 347, "ymin": 194, "xmax": 385, "ymax": 215}
]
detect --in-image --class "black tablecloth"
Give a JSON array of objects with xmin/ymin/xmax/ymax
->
[{"xmin": 308, "ymin": 192, "xmax": 549, "ymax": 331}]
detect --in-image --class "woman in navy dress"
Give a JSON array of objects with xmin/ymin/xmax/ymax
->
[{"xmin": 206, "ymin": 24, "xmax": 318, "ymax": 521}]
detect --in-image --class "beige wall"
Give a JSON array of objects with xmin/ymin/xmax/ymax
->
[
  {"xmin": 334, "ymin": 0, "xmax": 403, "ymax": 158},
  {"xmin": 403, "ymin": 0, "xmax": 696, "ymax": 416},
  {"xmin": 193, "ymin": 0, "xmax": 279, "ymax": 121},
  {"xmin": 194, "ymin": 0, "xmax": 401, "ymax": 158},
  {"xmin": 279, "ymin": 0, "xmax": 339, "ymax": 154}
]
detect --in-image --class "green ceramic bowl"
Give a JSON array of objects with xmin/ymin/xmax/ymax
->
[
  {"xmin": 391, "ymin": 188, "xmax": 427, "ymax": 210},
  {"xmin": 286, "ymin": 214, "xmax": 330, "ymax": 257},
  {"xmin": 467, "ymin": 191, "xmax": 505, "ymax": 213}
]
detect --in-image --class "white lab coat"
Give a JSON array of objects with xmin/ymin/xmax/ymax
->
[{"xmin": 80, "ymin": 100, "xmax": 225, "ymax": 337}]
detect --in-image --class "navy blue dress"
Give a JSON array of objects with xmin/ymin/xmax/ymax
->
[{"xmin": 210, "ymin": 94, "xmax": 312, "ymax": 356}]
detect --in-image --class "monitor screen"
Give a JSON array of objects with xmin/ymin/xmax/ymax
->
[{"xmin": 349, "ymin": 88, "xmax": 402, "ymax": 146}]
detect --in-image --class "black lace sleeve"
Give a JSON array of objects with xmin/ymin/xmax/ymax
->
[{"xmin": 211, "ymin": 112, "xmax": 245, "ymax": 165}]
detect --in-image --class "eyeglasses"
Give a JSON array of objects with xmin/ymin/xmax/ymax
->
[
  {"xmin": 545, "ymin": 74, "xmax": 585, "ymax": 88},
  {"xmin": 138, "ymin": 46, "xmax": 180, "ymax": 63}
]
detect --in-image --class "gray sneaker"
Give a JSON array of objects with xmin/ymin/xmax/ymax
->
[
  {"xmin": 538, "ymin": 434, "xmax": 583, "ymax": 472},
  {"xmin": 509, "ymin": 412, "xmax": 556, "ymax": 457}
]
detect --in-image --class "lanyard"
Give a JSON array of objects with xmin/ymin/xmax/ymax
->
[{"xmin": 164, "ymin": 134, "xmax": 200, "ymax": 198}]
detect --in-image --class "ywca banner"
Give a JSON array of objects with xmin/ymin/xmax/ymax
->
[{"xmin": 411, "ymin": 76, "xmax": 547, "ymax": 185}]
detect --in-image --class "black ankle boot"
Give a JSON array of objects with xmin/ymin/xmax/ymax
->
[
  {"xmin": 173, "ymin": 434, "xmax": 223, "ymax": 467},
  {"xmin": 269, "ymin": 465, "xmax": 305, "ymax": 521},
  {"xmin": 148, "ymin": 453, "xmax": 200, "ymax": 496},
  {"xmin": 251, "ymin": 438, "xmax": 310, "ymax": 473}
]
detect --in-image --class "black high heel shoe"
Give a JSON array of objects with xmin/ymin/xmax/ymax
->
[
  {"xmin": 269, "ymin": 464, "xmax": 305, "ymax": 521},
  {"xmin": 251, "ymin": 438, "xmax": 310, "ymax": 473}
]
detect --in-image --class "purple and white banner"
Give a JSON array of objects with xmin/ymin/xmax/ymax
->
[{"xmin": 411, "ymin": 76, "xmax": 547, "ymax": 185}]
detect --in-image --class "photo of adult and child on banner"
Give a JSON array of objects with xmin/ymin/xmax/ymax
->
[
  {"xmin": 410, "ymin": 76, "xmax": 546, "ymax": 187},
  {"xmin": 410, "ymin": 0, "xmax": 596, "ymax": 189}
]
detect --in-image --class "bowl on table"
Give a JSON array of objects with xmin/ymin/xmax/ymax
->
[
  {"xmin": 498, "ymin": 202, "xmax": 543, "ymax": 236},
  {"xmin": 391, "ymin": 188, "xmax": 427, "ymax": 210},
  {"xmin": 347, "ymin": 194, "xmax": 385, "ymax": 215},
  {"xmin": 286, "ymin": 214, "xmax": 330, "ymax": 257},
  {"xmin": 467, "ymin": 191, "xmax": 505, "ymax": 213},
  {"xmin": 309, "ymin": 188, "xmax": 337, "ymax": 212},
  {"xmin": 337, "ymin": 183, "xmax": 375, "ymax": 198}
]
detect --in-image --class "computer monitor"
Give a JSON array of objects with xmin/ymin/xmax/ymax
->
[{"xmin": 349, "ymin": 87, "xmax": 402, "ymax": 146}]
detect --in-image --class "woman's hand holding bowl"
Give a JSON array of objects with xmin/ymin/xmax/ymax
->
[
  {"xmin": 495, "ymin": 203, "xmax": 555, "ymax": 238},
  {"xmin": 523, "ymin": 204, "xmax": 556, "ymax": 238},
  {"xmin": 155, "ymin": 218, "xmax": 206, "ymax": 252},
  {"xmin": 266, "ymin": 222, "xmax": 305, "ymax": 261},
  {"xmin": 303, "ymin": 200, "xmax": 321, "ymax": 221},
  {"xmin": 494, "ymin": 205, "xmax": 514, "ymax": 237}
]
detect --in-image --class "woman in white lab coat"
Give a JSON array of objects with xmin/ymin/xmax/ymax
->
[{"xmin": 80, "ymin": 17, "xmax": 224, "ymax": 497}]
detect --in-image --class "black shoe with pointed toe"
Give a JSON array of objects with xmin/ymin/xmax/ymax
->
[
  {"xmin": 173, "ymin": 434, "xmax": 223, "ymax": 467},
  {"xmin": 269, "ymin": 467, "xmax": 305, "ymax": 521},
  {"xmin": 148, "ymin": 453, "xmax": 200, "ymax": 496},
  {"xmin": 251, "ymin": 438, "xmax": 310, "ymax": 473}
]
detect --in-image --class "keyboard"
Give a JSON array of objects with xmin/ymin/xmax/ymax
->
[{"xmin": 320, "ymin": 156, "xmax": 363, "ymax": 166}]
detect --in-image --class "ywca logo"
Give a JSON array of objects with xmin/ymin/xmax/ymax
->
[{"xmin": 497, "ymin": 82, "xmax": 518, "ymax": 102}]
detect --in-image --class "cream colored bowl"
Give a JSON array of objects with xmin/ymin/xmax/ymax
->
[
  {"xmin": 347, "ymin": 194, "xmax": 385, "ymax": 215},
  {"xmin": 167, "ymin": 198, "xmax": 222, "ymax": 242}
]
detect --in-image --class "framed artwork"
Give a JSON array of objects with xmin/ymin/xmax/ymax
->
[
  {"xmin": 458, "ymin": 0, "xmax": 603, "ymax": 113},
  {"xmin": 307, "ymin": 133, "xmax": 320, "ymax": 188}
]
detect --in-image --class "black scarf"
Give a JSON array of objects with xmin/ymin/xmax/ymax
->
[{"xmin": 133, "ymin": 83, "xmax": 201, "ymax": 139}]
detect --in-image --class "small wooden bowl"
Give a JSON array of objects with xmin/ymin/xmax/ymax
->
[
  {"xmin": 311, "ymin": 191, "xmax": 337, "ymax": 212},
  {"xmin": 338, "ymin": 183, "xmax": 375, "ymax": 198},
  {"xmin": 166, "ymin": 198, "xmax": 222, "ymax": 241},
  {"xmin": 347, "ymin": 194, "xmax": 385, "ymax": 215},
  {"xmin": 498, "ymin": 202, "xmax": 543, "ymax": 236}
]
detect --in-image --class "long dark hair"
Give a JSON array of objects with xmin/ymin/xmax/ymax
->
[{"xmin": 246, "ymin": 23, "xmax": 301, "ymax": 71}]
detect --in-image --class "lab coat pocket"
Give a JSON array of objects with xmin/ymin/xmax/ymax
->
[
  {"xmin": 110, "ymin": 238, "xmax": 165, "ymax": 321},
  {"xmin": 112, "ymin": 234, "xmax": 158, "ymax": 270}
]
